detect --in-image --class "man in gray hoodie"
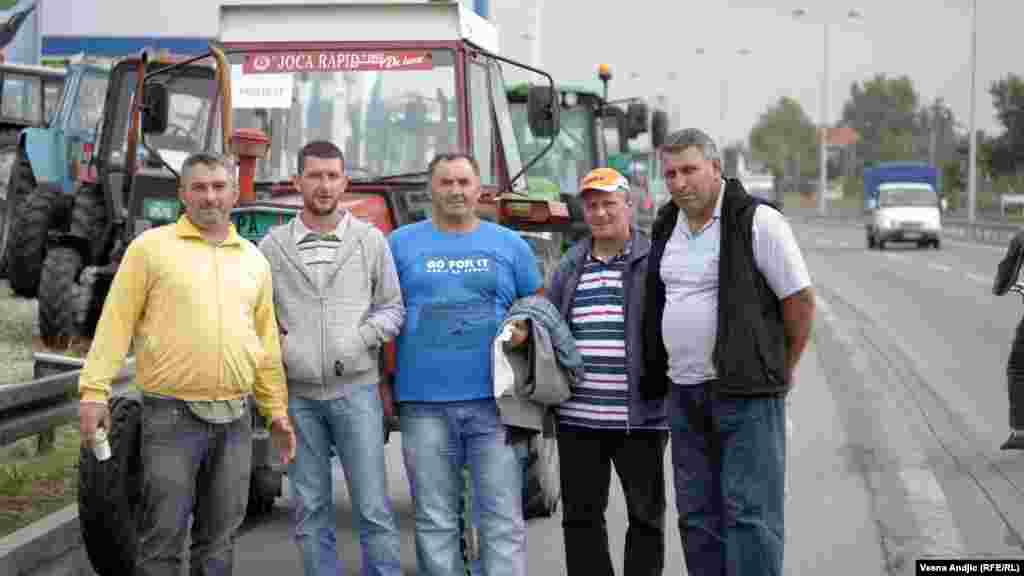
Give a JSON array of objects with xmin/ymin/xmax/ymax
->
[{"xmin": 258, "ymin": 140, "xmax": 405, "ymax": 576}]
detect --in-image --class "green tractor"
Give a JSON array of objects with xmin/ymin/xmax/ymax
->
[{"xmin": 507, "ymin": 64, "xmax": 667, "ymax": 247}]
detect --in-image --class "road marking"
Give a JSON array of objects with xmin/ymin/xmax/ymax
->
[
  {"xmin": 899, "ymin": 467, "xmax": 965, "ymax": 556},
  {"xmin": 927, "ymin": 262, "xmax": 953, "ymax": 273},
  {"xmin": 884, "ymin": 252, "xmax": 910, "ymax": 262},
  {"xmin": 839, "ymin": 241, "xmax": 851, "ymax": 248},
  {"xmin": 945, "ymin": 239, "xmax": 1005, "ymax": 253},
  {"xmin": 966, "ymin": 272, "xmax": 989, "ymax": 284},
  {"xmin": 818, "ymin": 291, "xmax": 965, "ymax": 560}
]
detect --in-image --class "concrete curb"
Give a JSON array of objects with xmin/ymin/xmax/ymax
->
[{"xmin": 0, "ymin": 504, "xmax": 93, "ymax": 576}]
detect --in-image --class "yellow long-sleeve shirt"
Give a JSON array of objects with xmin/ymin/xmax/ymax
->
[{"xmin": 79, "ymin": 216, "xmax": 287, "ymax": 421}]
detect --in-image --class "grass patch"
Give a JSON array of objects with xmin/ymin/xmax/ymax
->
[
  {"xmin": 0, "ymin": 279, "xmax": 35, "ymax": 385},
  {"xmin": 0, "ymin": 424, "xmax": 81, "ymax": 537}
]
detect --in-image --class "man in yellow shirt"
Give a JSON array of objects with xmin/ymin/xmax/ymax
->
[{"xmin": 78, "ymin": 152, "xmax": 295, "ymax": 576}]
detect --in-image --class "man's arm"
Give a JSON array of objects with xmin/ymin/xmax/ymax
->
[
  {"xmin": 751, "ymin": 206, "xmax": 815, "ymax": 386},
  {"xmin": 359, "ymin": 230, "xmax": 405, "ymax": 349},
  {"xmin": 252, "ymin": 262, "xmax": 295, "ymax": 463},
  {"xmin": 252, "ymin": 262, "xmax": 287, "ymax": 422},
  {"xmin": 78, "ymin": 239, "xmax": 150, "ymax": 443},
  {"xmin": 781, "ymin": 287, "xmax": 815, "ymax": 384}
]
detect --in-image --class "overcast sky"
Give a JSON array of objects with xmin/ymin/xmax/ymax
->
[{"xmin": 493, "ymin": 0, "xmax": 1018, "ymax": 146}]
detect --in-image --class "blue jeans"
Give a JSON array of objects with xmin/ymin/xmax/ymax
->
[
  {"xmin": 288, "ymin": 384, "xmax": 402, "ymax": 576},
  {"xmin": 668, "ymin": 382, "xmax": 786, "ymax": 576},
  {"xmin": 136, "ymin": 395, "xmax": 251, "ymax": 576},
  {"xmin": 400, "ymin": 399, "xmax": 526, "ymax": 576}
]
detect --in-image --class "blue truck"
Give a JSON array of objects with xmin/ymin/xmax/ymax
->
[{"xmin": 864, "ymin": 162, "xmax": 942, "ymax": 250}]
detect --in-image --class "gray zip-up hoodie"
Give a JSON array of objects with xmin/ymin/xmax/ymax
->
[{"xmin": 258, "ymin": 216, "xmax": 404, "ymax": 399}]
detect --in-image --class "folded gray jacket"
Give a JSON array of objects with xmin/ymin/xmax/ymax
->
[{"xmin": 496, "ymin": 295, "xmax": 582, "ymax": 436}]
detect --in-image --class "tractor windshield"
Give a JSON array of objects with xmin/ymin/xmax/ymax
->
[
  {"xmin": 107, "ymin": 67, "xmax": 224, "ymax": 173},
  {"xmin": 510, "ymin": 101, "xmax": 595, "ymax": 196},
  {"xmin": 230, "ymin": 48, "xmax": 458, "ymax": 183}
]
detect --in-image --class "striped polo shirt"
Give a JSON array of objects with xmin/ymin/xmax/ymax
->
[
  {"xmin": 293, "ymin": 212, "xmax": 349, "ymax": 289},
  {"xmin": 557, "ymin": 242, "xmax": 633, "ymax": 430}
]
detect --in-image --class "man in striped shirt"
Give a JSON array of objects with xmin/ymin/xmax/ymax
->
[{"xmin": 546, "ymin": 168, "xmax": 669, "ymax": 576}]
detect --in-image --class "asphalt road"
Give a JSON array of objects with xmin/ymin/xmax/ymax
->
[{"xmin": 221, "ymin": 218, "xmax": 1024, "ymax": 575}]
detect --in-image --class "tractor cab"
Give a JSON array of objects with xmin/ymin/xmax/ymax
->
[
  {"xmin": 218, "ymin": 0, "xmax": 566, "ymax": 256},
  {"xmin": 34, "ymin": 48, "xmax": 232, "ymax": 344}
]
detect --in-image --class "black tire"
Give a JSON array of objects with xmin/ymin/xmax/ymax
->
[
  {"xmin": 0, "ymin": 131, "xmax": 20, "ymax": 277},
  {"xmin": 246, "ymin": 466, "xmax": 280, "ymax": 517},
  {"xmin": 38, "ymin": 185, "xmax": 106, "ymax": 343},
  {"xmin": 7, "ymin": 183, "xmax": 55, "ymax": 298},
  {"xmin": 38, "ymin": 246, "xmax": 86, "ymax": 344},
  {"xmin": 522, "ymin": 433, "xmax": 560, "ymax": 519},
  {"xmin": 79, "ymin": 395, "xmax": 143, "ymax": 576}
]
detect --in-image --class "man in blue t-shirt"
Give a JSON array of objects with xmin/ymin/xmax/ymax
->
[{"xmin": 389, "ymin": 152, "xmax": 541, "ymax": 576}]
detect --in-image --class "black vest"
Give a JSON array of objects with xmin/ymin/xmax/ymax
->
[{"xmin": 642, "ymin": 178, "xmax": 787, "ymax": 399}]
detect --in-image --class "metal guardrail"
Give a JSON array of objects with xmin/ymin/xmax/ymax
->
[
  {"xmin": 941, "ymin": 217, "xmax": 1023, "ymax": 247},
  {"xmin": 0, "ymin": 353, "xmax": 135, "ymax": 447},
  {"xmin": 797, "ymin": 210, "xmax": 1024, "ymax": 249}
]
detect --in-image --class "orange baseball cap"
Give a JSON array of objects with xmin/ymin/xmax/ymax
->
[{"xmin": 580, "ymin": 167, "xmax": 630, "ymax": 195}]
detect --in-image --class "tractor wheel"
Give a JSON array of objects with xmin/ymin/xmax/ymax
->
[
  {"xmin": 38, "ymin": 185, "xmax": 107, "ymax": 343},
  {"xmin": 247, "ymin": 466, "xmax": 281, "ymax": 517},
  {"xmin": 79, "ymin": 395, "xmax": 143, "ymax": 576},
  {"xmin": 7, "ymin": 184, "xmax": 55, "ymax": 298},
  {"xmin": 0, "ymin": 131, "xmax": 20, "ymax": 277},
  {"xmin": 38, "ymin": 247, "xmax": 87, "ymax": 345}
]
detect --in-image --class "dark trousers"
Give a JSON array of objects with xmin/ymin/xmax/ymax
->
[
  {"xmin": 136, "ymin": 395, "xmax": 252, "ymax": 576},
  {"xmin": 557, "ymin": 426, "xmax": 669, "ymax": 576},
  {"xmin": 1009, "ymin": 319, "xmax": 1024, "ymax": 429},
  {"xmin": 668, "ymin": 382, "xmax": 786, "ymax": 576}
]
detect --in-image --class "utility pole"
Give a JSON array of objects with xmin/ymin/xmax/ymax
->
[{"xmin": 967, "ymin": 0, "xmax": 978, "ymax": 223}]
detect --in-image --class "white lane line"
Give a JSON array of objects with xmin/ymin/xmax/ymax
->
[
  {"xmin": 927, "ymin": 262, "xmax": 953, "ymax": 273},
  {"xmin": 839, "ymin": 241, "xmax": 851, "ymax": 248},
  {"xmin": 899, "ymin": 467, "xmax": 965, "ymax": 557},
  {"xmin": 966, "ymin": 272, "xmax": 989, "ymax": 284},
  {"xmin": 884, "ymin": 252, "xmax": 910, "ymax": 262},
  {"xmin": 818, "ymin": 293, "xmax": 964, "ymax": 559}
]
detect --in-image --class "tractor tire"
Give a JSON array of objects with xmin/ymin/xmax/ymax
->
[
  {"xmin": 38, "ymin": 185, "xmax": 107, "ymax": 343},
  {"xmin": 7, "ymin": 185, "xmax": 55, "ymax": 298},
  {"xmin": 38, "ymin": 247, "xmax": 86, "ymax": 344},
  {"xmin": 247, "ymin": 466, "xmax": 281, "ymax": 517},
  {"xmin": 0, "ymin": 131, "xmax": 20, "ymax": 277},
  {"xmin": 79, "ymin": 395, "xmax": 143, "ymax": 576},
  {"xmin": 522, "ymin": 433, "xmax": 560, "ymax": 519}
]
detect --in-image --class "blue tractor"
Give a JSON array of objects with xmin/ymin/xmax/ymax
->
[{"xmin": 2, "ymin": 61, "xmax": 110, "ymax": 298}]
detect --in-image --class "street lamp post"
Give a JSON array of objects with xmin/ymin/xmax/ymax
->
[
  {"xmin": 967, "ymin": 0, "xmax": 977, "ymax": 223},
  {"xmin": 793, "ymin": 7, "xmax": 862, "ymax": 217},
  {"xmin": 694, "ymin": 47, "xmax": 752, "ymax": 145}
]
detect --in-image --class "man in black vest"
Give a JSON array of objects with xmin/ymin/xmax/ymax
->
[{"xmin": 642, "ymin": 128, "xmax": 815, "ymax": 575}]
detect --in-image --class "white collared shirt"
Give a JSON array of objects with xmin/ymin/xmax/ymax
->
[{"xmin": 659, "ymin": 182, "xmax": 812, "ymax": 386}]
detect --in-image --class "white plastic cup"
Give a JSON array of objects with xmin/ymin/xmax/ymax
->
[{"xmin": 93, "ymin": 428, "xmax": 111, "ymax": 461}]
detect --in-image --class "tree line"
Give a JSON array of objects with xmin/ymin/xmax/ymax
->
[{"xmin": 747, "ymin": 72, "xmax": 1024, "ymax": 211}]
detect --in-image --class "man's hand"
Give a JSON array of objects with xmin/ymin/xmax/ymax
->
[
  {"xmin": 506, "ymin": 320, "xmax": 529, "ymax": 349},
  {"xmin": 270, "ymin": 416, "xmax": 296, "ymax": 465},
  {"xmin": 79, "ymin": 402, "xmax": 110, "ymax": 448}
]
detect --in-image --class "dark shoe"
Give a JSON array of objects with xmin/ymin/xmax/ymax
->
[{"xmin": 1000, "ymin": 432, "xmax": 1024, "ymax": 450}]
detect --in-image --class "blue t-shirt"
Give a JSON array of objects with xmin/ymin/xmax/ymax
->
[{"xmin": 389, "ymin": 220, "xmax": 543, "ymax": 402}]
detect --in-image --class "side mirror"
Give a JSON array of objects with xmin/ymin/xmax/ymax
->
[
  {"xmin": 651, "ymin": 109, "xmax": 668, "ymax": 150},
  {"xmin": 142, "ymin": 83, "xmax": 169, "ymax": 135},
  {"xmin": 527, "ymin": 85, "xmax": 559, "ymax": 139},
  {"xmin": 626, "ymin": 101, "xmax": 648, "ymax": 138}
]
